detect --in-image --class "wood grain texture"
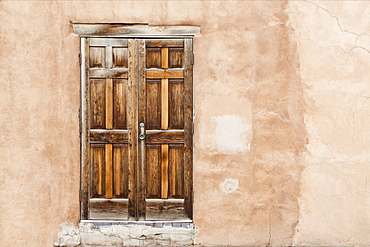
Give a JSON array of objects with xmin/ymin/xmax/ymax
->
[
  {"xmin": 137, "ymin": 39, "xmax": 147, "ymax": 220},
  {"xmin": 106, "ymin": 79, "xmax": 113, "ymax": 129},
  {"xmin": 169, "ymin": 48, "xmax": 184, "ymax": 69},
  {"xmin": 161, "ymin": 47, "xmax": 169, "ymax": 69},
  {"xmin": 146, "ymin": 39, "xmax": 184, "ymax": 48},
  {"xmin": 81, "ymin": 37, "xmax": 89, "ymax": 219},
  {"xmin": 113, "ymin": 79, "xmax": 127, "ymax": 129},
  {"xmin": 127, "ymin": 39, "xmax": 138, "ymax": 220},
  {"xmin": 169, "ymin": 79, "xmax": 184, "ymax": 129},
  {"xmin": 146, "ymin": 79, "xmax": 161, "ymax": 130},
  {"xmin": 113, "ymin": 144, "xmax": 129, "ymax": 198},
  {"xmin": 89, "ymin": 69, "xmax": 128, "ymax": 79},
  {"xmin": 146, "ymin": 48, "xmax": 161, "ymax": 69},
  {"xmin": 161, "ymin": 79, "xmax": 169, "ymax": 130},
  {"xmin": 89, "ymin": 200, "xmax": 128, "ymax": 220},
  {"xmin": 145, "ymin": 200, "xmax": 187, "ymax": 220},
  {"xmin": 72, "ymin": 24, "xmax": 200, "ymax": 37},
  {"xmin": 89, "ymin": 46, "xmax": 105, "ymax": 68},
  {"xmin": 90, "ymin": 79, "xmax": 106, "ymax": 129},
  {"xmin": 145, "ymin": 131, "xmax": 184, "ymax": 144},
  {"xmin": 90, "ymin": 131, "xmax": 128, "ymax": 143},
  {"xmin": 105, "ymin": 144, "xmax": 113, "ymax": 199},
  {"xmin": 169, "ymin": 144, "xmax": 184, "ymax": 198},
  {"xmin": 146, "ymin": 70, "xmax": 184, "ymax": 79},
  {"xmin": 183, "ymin": 38, "xmax": 193, "ymax": 219},
  {"xmin": 91, "ymin": 144, "xmax": 105, "ymax": 198},
  {"xmin": 161, "ymin": 144, "xmax": 169, "ymax": 199},
  {"xmin": 146, "ymin": 144, "xmax": 161, "ymax": 199},
  {"xmin": 113, "ymin": 47, "xmax": 128, "ymax": 68}
]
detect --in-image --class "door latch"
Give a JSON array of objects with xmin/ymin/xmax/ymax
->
[{"xmin": 139, "ymin": 122, "xmax": 145, "ymax": 140}]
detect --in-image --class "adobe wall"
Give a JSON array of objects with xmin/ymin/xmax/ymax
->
[{"xmin": 1, "ymin": 1, "xmax": 370, "ymax": 246}]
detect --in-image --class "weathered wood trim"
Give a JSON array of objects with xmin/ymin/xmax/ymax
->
[
  {"xmin": 127, "ymin": 39, "xmax": 138, "ymax": 220},
  {"xmin": 81, "ymin": 37, "xmax": 90, "ymax": 220},
  {"xmin": 72, "ymin": 23, "xmax": 200, "ymax": 37},
  {"xmin": 137, "ymin": 39, "xmax": 147, "ymax": 220},
  {"xmin": 183, "ymin": 38, "xmax": 193, "ymax": 220}
]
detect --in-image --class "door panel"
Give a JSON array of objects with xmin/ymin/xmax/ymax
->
[{"xmin": 82, "ymin": 37, "xmax": 193, "ymax": 221}]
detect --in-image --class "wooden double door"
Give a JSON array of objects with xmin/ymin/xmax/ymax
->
[{"xmin": 80, "ymin": 38, "xmax": 193, "ymax": 221}]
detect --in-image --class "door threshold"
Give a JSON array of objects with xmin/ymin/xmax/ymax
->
[{"xmin": 80, "ymin": 219, "xmax": 193, "ymax": 228}]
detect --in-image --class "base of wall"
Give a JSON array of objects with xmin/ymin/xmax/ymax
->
[{"xmin": 54, "ymin": 221, "xmax": 198, "ymax": 247}]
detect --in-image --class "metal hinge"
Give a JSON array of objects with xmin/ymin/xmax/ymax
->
[
  {"xmin": 79, "ymin": 190, "xmax": 83, "ymax": 202},
  {"xmin": 78, "ymin": 53, "xmax": 82, "ymax": 65},
  {"xmin": 191, "ymin": 190, "xmax": 194, "ymax": 203},
  {"xmin": 191, "ymin": 53, "xmax": 194, "ymax": 65}
]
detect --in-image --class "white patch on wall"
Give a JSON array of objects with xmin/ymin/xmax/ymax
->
[
  {"xmin": 210, "ymin": 115, "xmax": 251, "ymax": 154},
  {"xmin": 220, "ymin": 178, "xmax": 239, "ymax": 195},
  {"xmin": 54, "ymin": 222, "xmax": 80, "ymax": 247}
]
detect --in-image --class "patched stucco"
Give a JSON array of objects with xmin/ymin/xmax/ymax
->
[{"xmin": 1, "ymin": 1, "xmax": 370, "ymax": 247}]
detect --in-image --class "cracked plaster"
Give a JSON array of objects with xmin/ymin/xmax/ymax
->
[{"xmin": 1, "ymin": 1, "xmax": 370, "ymax": 246}]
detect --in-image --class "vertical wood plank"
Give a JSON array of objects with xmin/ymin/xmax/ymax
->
[
  {"xmin": 146, "ymin": 79, "xmax": 161, "ymax": 129},
  {"xmin": 91, "ymin": 144, "xmax": 105, "ymax": 198},
  {"xmin": 105, "ymin": 144, "xmax": 113, "ymax": 199},
  {"xmin": 127, "ymin": 39, "xmax": 138, "ymax": 220},
  {"xmin": 107, "ymin": 45, "xmax": 113, "ymax": 69},
  {"xmin": 161, "ymin": 78, "xmax": 169, "ymax": 130},
  {"xmin": 137, "ymin": 39, "xmax": 147, "ymax": 220},
  {"xmin": 169, "ymin": 79, "xmax": 184, "ymax": 129},
  {"xmin": 146, "ymin": 145, "xmax": 161, "ymax": 198},
  {"xmin": 161, "ymin": 47, "xmax": 169, "ymax": 69},
  {"xmin": 161, "ymin": 144, "xmax": 169, "ymax": 199},
  {"xmin": 113, "ymin": 79, "xmax": 127, "ymax": 129},
  {"xmin": 183, "ymin": 38, "xmax": 193, "ymax": 219},
  {"xmin": 114, "ymin": 145, "xmax": 121, "ymax": 197},
  {"xmin": 90, "ymin": 79, "xmax": 106, "ymax": 129},
  {"xmin": 106, "ymin": 78, "xmax": 113, "ymax": 129},
  {"xmin": 81, "ymin": 37, "xmax": 89, "ymax": 219}
]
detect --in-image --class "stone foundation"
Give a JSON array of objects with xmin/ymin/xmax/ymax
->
[{"xmin": 54, "ymin": 222, "xmax": 198, "ymax": 247}]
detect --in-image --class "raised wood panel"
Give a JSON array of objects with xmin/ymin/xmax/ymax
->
[
  {"xmin": 169, "ymin": 48, "xmax": 184, "ymax": 69},
  {"xmin": 89, "ymin": 47, "xmax": 105, "ymax": 68},
  {"xmin": 169, "ymin": 79, "xmax": 184, "ymax": 129},
  {"xmin": 146, "ymin": 200, "xmax": 187, "ymax": 220},
  {"xmin": 146, "ymin": 144, "xmax": 161, "ymax": 199},
  {"xmin": 89, "ymin": 200, "xmax": 128, "ymax": 220},
  {"xmin": 91, "ymin": 144, "xmax": 105, "ymax": 198},
  {"xmin": 169, "ymin": 144, "xmax": 184, "ymax": 198},
  {"xmin": 113, "ymin": 79, "xmax": 127, "ymax": 129},
  {"xmin": 146, "ymin": 79, "xmax": 161, "ymax": 130},
  {"xmin": 146, "ymin": 48, "xmax": 161, "ymax": 68},
  {"xmin": 113, "ymin": 144, "xmax": 129, "ymax": 198},
  {"xmin": 90, "ymin": 79, "xmax": 106, "ymax": 129},
  {"xmin": 113, "ymin": 47, "xmax": 128, "ymax": 68}
]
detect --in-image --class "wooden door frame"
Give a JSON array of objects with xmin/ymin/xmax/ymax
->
[{"xmin": 74, "ymin": 24, "xmax": 199, "ymax": 221}]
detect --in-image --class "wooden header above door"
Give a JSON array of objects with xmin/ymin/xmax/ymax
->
[{"xmin": 72, "ymin": 23, "xmax": 200, "ymax": 37}]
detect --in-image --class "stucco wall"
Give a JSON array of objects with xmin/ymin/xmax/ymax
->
[{"xmin": 1, "ymin": 1, "xmax": 370, "ymax": 246}]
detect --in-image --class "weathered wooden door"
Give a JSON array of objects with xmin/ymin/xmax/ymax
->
[{"xmin": 80, "ymin": 38, "xmax": 193, "ymax": 221}]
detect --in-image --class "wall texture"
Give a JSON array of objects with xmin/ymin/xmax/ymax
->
[{"xmin": 1, "ymin": 1, "xmax": 370, "ymax": 246}]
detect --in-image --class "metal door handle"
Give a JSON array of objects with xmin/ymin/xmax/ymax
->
[{"xmin": 139, "ymin": 123, "xmax": 145, "ymax": 140}]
